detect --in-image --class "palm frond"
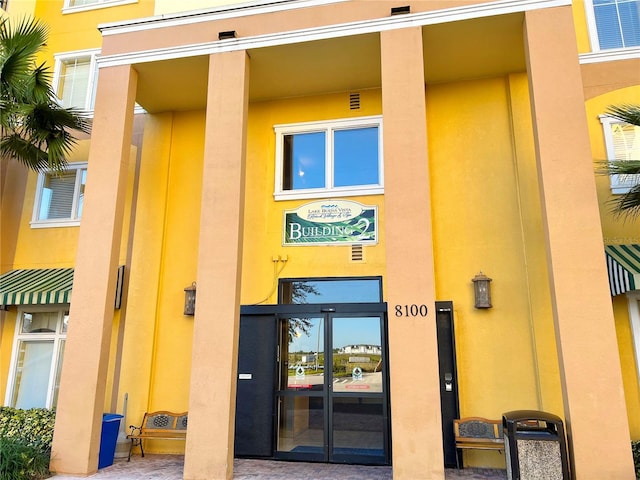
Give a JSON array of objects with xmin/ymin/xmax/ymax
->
[
  {"xmin": 18, "ymin": 102, "xmax": 90, "ymax": 171},
  {"xmin": 609, "ymin": 185, "xmax": 640, "ymax": 219},
  {"xmin": 600, "ymin": 159, "xmax": 640, "ymax": 176},
  {"xmin": 0, "ymin": 16, "xmax": 48, "ymax": 56},
  {"xmin": 606, "ymin": 104, "xmax": 640, "ymax": 127},
  {"xmin": 26, "ymin": 102, "xmax": 90, "ymax": 132},
  {"xmin": 1, "ymin": 17, "xmax": 91, "ymax": 173},
  {"xmin": 0, "ymin": 133, "xmax": 51, "ymax": 172},
  {"xmin": 30, "ymin": 63, "xmax": 55, "ymax": 104},
  {"xmin": 0, "ymin": 17, "xmax": 48, "ymax": 97}
]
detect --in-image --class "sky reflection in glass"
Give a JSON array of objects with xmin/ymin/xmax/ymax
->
[
  {"xmin": 289, "ymin": 132, "xmax": 326, "ymax": 189},
  {"xmin": 334, "ymin": 127, "xmax": 379, "ymax": 187},
  {"xmin": 284, "ymin": 279, "xmax": 381, "ymax": 304},
  {"xmin": 284, "ymin": 126, "xmax": 380, "ymax": 191}
]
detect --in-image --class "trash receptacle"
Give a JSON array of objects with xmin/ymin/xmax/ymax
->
[
  {"xmin": 99, "ymin": 413, "xmax": 124, "ymax": 469},
  {"xmin": 502, "ymin": 410, "xmax": 569, "ymax": 480}
]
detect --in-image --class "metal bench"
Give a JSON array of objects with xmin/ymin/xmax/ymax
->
[
  {"xmin": 127, "ymin": 411, "xmax": 187, "ymax": 461},
  {"xmin": 453, "ymin": 417, "xmax": 504, "ymax": 468}
]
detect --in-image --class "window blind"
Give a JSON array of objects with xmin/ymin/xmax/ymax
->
[
  {"xmin": 611, "ymin": 123, "xmax": 640, "ymax": 189},
  {"xmin": 612, "ymin": 123, "xmax": 640, "ymax": 159},
  {"xmin": 59, "ymin": 58, "xmax": 90, "ymax": 109},
  {"xmin": 41, "ymin": 172, "xmax": 75, "ymax": 220},
  {"xmin": 593, "ymin": 0, "xmax": 640, "ymax": 49}
]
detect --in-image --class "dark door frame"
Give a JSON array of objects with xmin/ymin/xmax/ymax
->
[
  {"xmin": 435, "ymin": 301, "xmax": 461, "ymax": 467},
  {"xmin": 241, "ymin": 303, "xmax": 387, "ymax": 316},
  {"xmin": 237, "ymin": 303, "xmax": 390, "ymax": 465}
]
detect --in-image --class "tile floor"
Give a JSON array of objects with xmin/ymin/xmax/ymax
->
[{"xmin": 50, "ymin": 454, "xmax": 508, "ymax": 479}]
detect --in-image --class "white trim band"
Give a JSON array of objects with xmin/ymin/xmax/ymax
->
[
  {"xmin": 99, "ymin": 0, "xmax": 350, "ymax": 35},
  {"xmin": 580, "ymin": 47, "xmax": 640, "ymax": 64},
  {"xmin": 97, "ymin": 0, "xmax": 571, "ymax": 69}
]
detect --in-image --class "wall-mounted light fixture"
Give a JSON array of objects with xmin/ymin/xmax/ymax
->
[
  {"xmin": 184, "ymin": 282, "xmax": 196, "ymax": 316},
  {"xmin": 472, "ymin": 272, "xmax": 492, "ymax": 309}
]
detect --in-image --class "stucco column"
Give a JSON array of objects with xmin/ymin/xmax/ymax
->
[
  {"xmin": 381, "ymin": 27, "xmax": 444, "ymax": 480},
  {"xmin": 50, "ymin": 64, "xmax": 137, "ymax": 475},
  {"xmin": 524, "ymin": 7, "xmax": 635, "ymax": 479},
  {"xmin": 183, "ymin": 50, "xmax": 249, "ymax": 480}
]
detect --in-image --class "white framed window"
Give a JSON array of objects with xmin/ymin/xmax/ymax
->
[
  {"xmin": 31, "ymin": 162, "xmax": 87, "ymax": 228},
  {"xmin": 600, "ymin": 115, "xmax": 640, "ymax": 194},
  {"xmin": 5, "ymin": 307, "xmax": 69, "ymax": 409},
  {"xmin": 53, "ymin": 50, "xmax": 99, "ymax": 111},
  {"xmin": 63, "ymin": 0, "xmax": 137, "ymax": 14},
  {"xmin": 585, "ymin": 0, "xmax": 640, "ymax": 51},
  {"xmin": 274, "ymin": 116, "xmax": 383, "ymax": 201}
]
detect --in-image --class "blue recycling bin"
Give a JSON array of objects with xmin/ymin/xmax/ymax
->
[{"xmin": 99, "ymin": 413, "xmax": 124, "ymax": 469}]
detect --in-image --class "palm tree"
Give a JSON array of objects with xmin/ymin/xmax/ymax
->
[
  {"xmin": 601, "ymin": 104, "xmax": 640, "ymax": 218},
  {"xmin": 0, "ymin": 17, "xmax": 90, "ymax": 173}
]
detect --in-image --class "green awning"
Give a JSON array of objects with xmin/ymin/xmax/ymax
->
[
  {"xmin": 0, "ymin": 268, "xmax": 74, "ymax": 306},
  {"xmin": 605, "ymin": 244, "xmax": 640, "ymax": 296}
]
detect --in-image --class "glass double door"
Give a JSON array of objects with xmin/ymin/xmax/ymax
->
[{"xmin": 275, "ymin": 313, "xmax": 389, "ymax": 464}]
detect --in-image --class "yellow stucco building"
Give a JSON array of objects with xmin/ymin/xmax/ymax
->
[{"xmin": 1, "ymin": 0, "xmax": 639, "ymax": 479}]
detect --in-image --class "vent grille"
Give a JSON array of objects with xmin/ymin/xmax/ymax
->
[
  {"xmin": 391, "ymin": 5, "xmax": 411, "ymax": 15},
  {"xmin": 349, "ymin": 92, "xmax": 360, "ymax": 110},
  {"xmin": 351, "ymin": 244, "xmax": 364, "ymax": 262}
]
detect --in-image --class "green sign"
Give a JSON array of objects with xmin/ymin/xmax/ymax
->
[{"xmin": 283, "ymin": 200, "xmax": 377, "ymax": 246}]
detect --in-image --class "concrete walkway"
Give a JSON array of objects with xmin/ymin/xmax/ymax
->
[{"xmin": 50, "ymin": 454, "xmax": 508, "ymax": 479}]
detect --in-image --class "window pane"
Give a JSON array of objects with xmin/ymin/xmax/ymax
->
[
  {"xmin": 620, "ymin": 0, "xmax": 640, "ymax": 47},
  {"xmin": 334, "ymin": 127, "xmax": 379, "ymax": 187},
  {"xmin": 11, "ymin": 341, "xmax": 54, "ymax": 409},
  {"xmin": 39, "ymin": 171, "xmax": 76, "ymax": 220},
  {"xmin": 283, "ymin": 132, "xmax": 326, "ymax": 190},
  {"xmin": 76, "ymin": 169, "xmax": 87, "ymax": 218},
  {"xmin": 595, "ymin": 2, "xmax": 624, "ymax": 49},
  {"xmin": 284, "ymin": 317, "xmax": 324, "ymax": 391},
  {"xmin": 21, "ymin": 311, "xmax": 57, "ymax": 333},
  {"xmin": 62, "ymin": 312, "xmax": 70, "ymax": 333},
  {"xmin": 52, "ymin": 340, "xmax": 65, "ymax": 408},
  {"xmin": 281, "ymin": 278, "xmax": 382, "ymax": 304},
  {"xmin": 332, "ymin": 317, "xmax": 383, "ymax": 393},
  {"xmin": 58, "ymin": 57, "xmax": 90, "ymax": 109},
  {"xmin": 332, "ymin": 397, "xmax": 384, "ymax": 456},
  {"xmin": 594, "ymin": 0, "xmax": 640, "ymax": 49},
  {"xmin": 277, "ymin": 395, "xmax": 324, "ymax": 453},
  {"xmin": 612, "ymin": 123, "xmax": 640, "ymax": 160},
  {"xmin": 611, "ymin": 123, "xmax": 640, "ymax": 187}
]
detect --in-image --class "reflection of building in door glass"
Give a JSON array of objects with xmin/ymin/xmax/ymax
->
[{"xmin": 337, "ymin": 344, "xmax": 381, "ymax": 355}]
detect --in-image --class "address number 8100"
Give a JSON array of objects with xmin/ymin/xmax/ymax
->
[{"xmin": 394, "ymin": 304, "xmax": 428, "ymax": 317}]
